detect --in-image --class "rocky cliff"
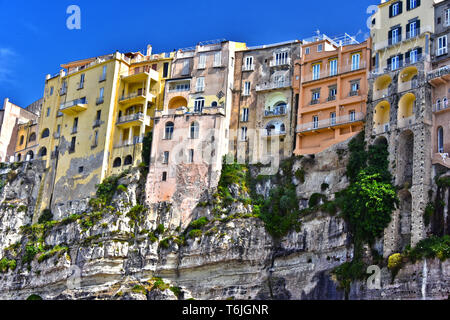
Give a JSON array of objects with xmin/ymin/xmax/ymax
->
[{"xmin": 0, "ymin": 139, "xmax": 448, "ymax": 300}]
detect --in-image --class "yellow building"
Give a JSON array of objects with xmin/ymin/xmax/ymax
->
[
  {"xmin": 15, "ymin": 119, "xmax": 39, "ymax": 162},
  {"xmin": 36, "ymin": 48, "xmax": 173, "ymax": 219}
]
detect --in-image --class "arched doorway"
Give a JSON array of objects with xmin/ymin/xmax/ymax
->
[
  {"xmin": 397, "ymin": 130, "xmax": 414, "ymax": 186},
  {"xmin": 168, "ymin": 97, "xmax": 188, "ymax": 110}
]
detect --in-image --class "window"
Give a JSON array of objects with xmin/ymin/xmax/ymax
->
[
  {"xmin": 390, "ymin": 2, "xmax": 402, "ymax": 17},
  {"xmin": 349, "ymin": 110, "xmax": 356, "ymax": 121},
  {"xmin": 241, "ymin": 127, "xmax": 248, "ymax": 141},
  {"xmin": 100, "ymin": 66, "xmax": 107, "ymax": 81},
  {"xmin": 19, "ymin": 135, "xmax": 24, "ymax": 145},
  {"xmin": 29, "ymin": 133, "xmax": 36, "ymax": 142},
  {"xmin": 78, "ymin": 166, "xmax": 84, "ymax": 174},
  {"xmin": 446, "ymin": 9, "xmax": 450, "ymax": 26},
  {"xmin": 50, "ymin": 87, "xmax": 54, "ymax": 96},
  {"xmin": 79, "ymin": 74, "xmax": 85, "ymax": 89},
  {"xmin": 190, "ymin": 122, "xmax": 199, "ymax": 139},
  {"xmin": 391, "ymin": 27, "xmax": 400, "ymax": 45},
  {"xmin": 407, "ymin": 0, "xmax": 418, "ymax": 10},
  {"xmin": 165, "ymin": 122, "xmax": 174, "ymax": 140},
  {"xmin": 390, "ymin": 55, "xmax": 401, "ymax": 70},
  {"xmin": 163, "ymin": 62, "xmax": 169, "ymax": 78},
  {"xmin": 313, "ymin": 116, "xmax": 319, "ymax": 129},
  {"xmin": 214, "ymin": 52, "xmax": 222, "ymax": 67},
  {"xmin": 244, "ymin": 56, "xmax": 254, "ymax": 70},
  {"xmin": 330, "ymin": 112, "xmax": 336, "ymax": 125},
  {"xmin": 41, "ymin": 129, "xmax": 50, "ymax": 139},
  {"xmin": 312, "ymin": 90, "xmax": 320, "ymax": 103},
  {"xmin": 69, "ymin": 137, "xmax": 76, "ymax": 153},
  {"xmin": 437, "ymin": 99, "xmax": 442, "ymax": 110},
  {"xmin": 72, "ymin": 118, "xmax": 78, "ymax": 134},
  {"xmin": 242, "ymin": 108, "xmax": 249, "ymax": 122},
  {"xmin": 196, "ymin": 77, "xmax": 205, "ymax": 92},
  {"xmin": 329, "ymin": 86, "xmax": 337, "ymax": 100},
  {"xmin": 409, "ymin": 21, "xmax": 418, "ymax": 38},
  {"xmin": 444, "ymin": 97, "xmax": 448, "ymax": 109},
  {"xmin": 437, "ymin": 35, "xmax": 448, "ymax": 56},
  {"xmin": 93, "ymin": 131, "xmax": 99, "ymax": 147},
  {"xmin": 113, "ymin": 157, "xmax": 122, "ymax": 168},
  {"xmin": 317, "ymin": 44, "xmax": 323, "ymax": 52},
  {"xmin": 99, "ymin": 87, "xmax": 104, "ymax": 99},
  {"xmin": 56, "ymin": 125, "xmax": 61, "ymax": 136},
  {"xmin": 163, "ymin": 151, "xmax": 169, "ymax": 164},
  {"xmin": 94, "ymin": 110, "xmax": 102, "ymax": 127},
  {"xmin": 194, "ymin": 98, "xmax": 205, "ymax": 112},
  {"xmin": 274, "ymin": 51, "xmax": 289, "ymax": 65},
  {"xmin": 198, "ymin": 54, "xmax": 206, "ymax": 69},
  {"xmin": 438, "ymin": 127, "xmax": 444, "ymax": 153},
  {"xmin": 162, "ymin": 172, "xmax": 167, "ymax": 182},
  {"xmin": 244, "ymin": 81, "xmax": 251, "ymax": 96},
  {"xmin": 188, "ymin": 149, "xmax": 194, "ymax": 164},
  {"xmin": 182, "ymin": 59, "xmax": 190, "ymax": 75},
  {"xmin": 39, "ymin": 147, "xmax": 47, "ymax": 157},
  {"xmin": 329, "ymin": 59, "xmax": 338, "ymax": 76},
  {"xmin": 407, "ymin": 48, "xmax": 421, "ymax": 64},
  {"xmin": 305, "ymin": 48, "xmax": 310, "ymax": 55},
  {"xmin": 124, "ymin": 155, "xmax": 133, "ymax": 166},
  {"xmin": 312, "ymin": 63, "xmax": 321, "ymax": 80},
  {"xmin": 351, "ymin": 81, "xmax": 360, "ymax": 95},
  {"xmin": 46, "ymin": 108, "xmax": 51, "ymax": 117},
  {"xmin": 351, "ymin": 53, "xmax": 361, "ymax": 70}
]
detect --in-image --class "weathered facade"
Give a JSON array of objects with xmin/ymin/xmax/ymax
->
[
  {"xmin": 368, "ymin": 0, "xmax": 436, "ymax": 255},
  {"xmin": 428, "ymin": 0, "xmax": 450, "ymax": 168},
  {"xmin": 294, "ymin": 35, "xmax": 371, "ymax": 155},
  {"xmin": 230, "ymin": 41, "xmax": 301, "ymax": 164}
]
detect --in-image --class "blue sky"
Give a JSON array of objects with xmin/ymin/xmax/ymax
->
[{"xmin": 0, "ymin": 0, "xmax": 375, "ymax": 107}]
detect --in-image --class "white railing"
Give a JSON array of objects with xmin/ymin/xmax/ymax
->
[
  {"xmin": 264, "ymin": 108, "xmax": 287, "ymax": 117},
  {"xmin": 256, "ymin": 80, "xmax": 292, "ymax": 91},
  {"xmin": 428, "ymin": 65, "xmax": 450, "ymax": 81},
  {"xmin": 397, "ymin": 116, "xmax": 416, "ymax": 128},
  {"xmin": 60, "ymin": 98, "xmax": 87, "ymax": 110},
  {"xmin": 433, "ymin": 101, "xmax": 450, "ymax": 112},
  {"xmin": 168, "ymin": 86, "xmax": 190, "ymax": 93},
  {"xmin": 302, "ymin": 61, "xmax": 367, "ymax": 83},
  {"xmin": 270, "ymin": 58, "xmax": 291, "ymax": 67},
  {"xmin": 242, "ymin": 64, "xmax": 255, "ymax": 71},
  {"xmin": 436, "ymin": 47, "xmax": 448, "ymax": 57},
  {"xmin": 297, "ymin": 112, "xmax": 364, "ymax": 132},
  {"xmin": 117, "ymin": 113, "xmax": 145, "ymax": 124}
]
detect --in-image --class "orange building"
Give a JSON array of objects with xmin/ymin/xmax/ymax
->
[{"xmin": 294, "ymin": 34, "xmax": 371, "ymax": 155}]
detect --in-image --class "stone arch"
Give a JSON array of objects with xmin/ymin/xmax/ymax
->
[
  {"xmin": 397, "ymin": 130, "xmax": 414, "ymax": 186},
  {"xmin": 398, "ymin": 190, "xmax": 412, "ymax": 251},
  {"xmin": 39, "ymin": 147, "xmax": 47, "ymax": 157},
  {"xmin": 41, "ymin": 128, "xmax": 50, "ymax": 139},
  {"xmin": 374, "ymin": 74, "xmax": 392, "ymax": 91},
  {"xmin": 398, "ymin": 93, "xmax": 415, "ymax": 120},
  {"xmin": 113, "ymin": 157, "xmax": 122, "ymax": 168},
  {"xmin": 399, "ymin": 66, "xmax": 418, "ymax": 83},
  {"xmin": 124, "ymin": 155, "xmax": 133, "ymax": 166},
  {"xmin": 373, "ymin": 101, "xmax": 390, "ymax": 127},
  {"xmin": 374, "ymin": 136, "xmax": 388, "ymax": 146},
  {"xmin": 168, "ymin": 96, "xmax": 188, "ymax": 110}
]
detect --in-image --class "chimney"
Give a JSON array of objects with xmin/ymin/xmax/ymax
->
[
  {"xmin": 45, "ymin": 74, "xmax": 51, "ymax": 80},
  {"xmin": 147, "ymin": 45, "xmax": 153, "ymax": 57}
]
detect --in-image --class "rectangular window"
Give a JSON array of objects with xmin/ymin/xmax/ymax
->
[
  {"xmin": 194, "ymin": 98, "xmax": 205, "ymax": 112},
  {"xmin": 244, "ymin": 81, "xmax": 251, "ymax": 96},
  {"xmin": 57, "ymin": 125, "xmax": 61, "ymax": 134},
  {"xmin": 241, "ymin": 127, "xmax": 248, "ymax": 141},
  {"xmin": 305, "ymin": 48, "xmax": 310, "ymax": 55},
  {"xmin": 349, "ymin": 110, "xmax": 356, "ymax": 122},
  {"xmin": 163, "ymin": 151, "xmax": 169, "ymax": 164},
  {"xmin": 70, "ymin": 137, "xmax": 76, "ymax": 153},
  {"xmin": 446, "ymin": 9, "xmax": 450, "ymax": 26},
  {"xmin": 188, "ymin": 149, "xmax": 194, "ymax": 164},
  {"xmin": 198, "ymin": 54, "xmax": 206, "ymax": 69},
  {"xmin": 330, "ymin": 112, "xmax": 336, "ymax": 125},
  {"xmin": 312, "ymin": 63, "xmax": 321, "ymax": 80},
  {"xmin": 409, "ymin": 0, "xmax": 418, "ymax": 10},
  {"xmin": 46, "ymin": 108, "xmax": 51, "ymax": 117},
  {"xmin": 317, "ymin": 44, "xmax": 323, "ymax": 52},
  {"xmin": 162, "ymin": 172, "xmax": 167, "ymax": 182},
  {"xmin": 410, "ymin": 49, "xmax": 418, "ymax": 64},
  {"xmin": 312, "ymin": 90, "xmax": 320, "ymax": 102},
  {"xmin": 275, "ymin": 51, "xmax": 289, "ymax": 66},
  {"xmin": 242, "ymin": 108, "xmax": 249, "ymax": 122},
  {"xmin": 72, "ymin": 118, "xmax": 78, "ymax": 133},
  {"xmin": 93, "ymin": 131, "xmax": 99, "ymax": 147},
  {"xmin": 313, "ymin": 116, "xmax": 319, "ymax": 129},
  {"xmin": 182, "ymin": 59, "xmax": 190, "ymax": 75},
  {"xmin": 99, "ymin": 87, "xmax": 104, "ymax": 99},
  {"xmin": 329, "ymin": 59, "xmax": 338, "ymax": 76},
  {"xmin": 392, "ymin": 28, "xmax": 400, "ymax": 44},
  {"xmin": 392, "ymin": 3, "xmax": 400, "ymax": 16},
  {"xmin": 214, "ymin": 52, "xmax": 222, "ymax": 67},
  {"xmin": 163, "ymin": 62, "xmax": 169, "ymax": 78},
  {"xmin": 245, "ymin": 56, "xmax": 254, "ymax": 70},
  {"xmin": 78, "ymin": 166, "xmax": 84, "ymax": 174},
  {"xmin": 50, "ymin": 87, "xmax": 54, "ymax": 96},
  {"xmin": 437, "ymin": 35, "xmax": 448, "ymax": 56},
  {"xmin": 329, "ymin": 86, "xmax": 337, "ymax": 100},
  {"xmin": 196, "ymin": 77, "xmax": 205, "ymax": 92},
  {"xmin": 79, "ymin": 74, "xmax": 85, "ymax": 89},
  {"xmin": 100, "ymin": 66, "xmax": 107, "ymax": 81},
  {"xmin": 351, "ymin": 81, "xmax": 360, "ymax": 94},
  {"xmin": 391, "ymin": 56, "xmax": 400, "ymax": 70},
  {"xmin": 351, "ymin": 53, "xmax": 361, "ymax": 70}
]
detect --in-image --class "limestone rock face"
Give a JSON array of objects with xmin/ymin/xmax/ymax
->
[{"xmin": 0, "ymin": 141, "xmax": 448, "ymax": 300}]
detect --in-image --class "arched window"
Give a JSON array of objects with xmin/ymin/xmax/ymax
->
[
  {"xmin": 438, "ymin": 126, "xmax": 444, "ymax": 153},
  {"xmin": 41, "ymin": 129, "xmax": 50, "ymax": 139},
  {"xmin": 436, "ymin": 99, "xmax": 442, "ymax": 111},
  {"xmin": 444, "ymin": 97, "xmax": 448, "ymax": 109},
  {"xmin": 17, "ymin": 154, "xmax": 22, "ymax": 162},
  {"xmin": 124, "ymin": 155, "xmax": 133, "ymax": 166},
  {"xmin": 19, "ymin": 135, "xmax": 24, "ymax": 145},
  {"xmin": 29, "ymin": 133, "xmax": 36, "ymax": 142},
  {"xmin": 190, "ymin": 122, "xmax": 199, "ymax": 139},
  {"xmin": 194, "ymin": 98, "xmax": 205, "ymax": 113},
  {"xmin": 211, "ymin": 101, "xmax": 218, "ymax": 107},
  {"xmin": 26, "ymin": 151, "xmax": 34, "ymax": 161},
  {"xmin": 280, "ymin": 124, "xmax": 286, "ymax": 133},
  {"xmin": 165, "ymin": 122, "xmax": 174, "ymax": 140},
  {"xmin": 113, "ymin": 157, "xmax": 122, "ymax": 168},
  {"xmin": 39, "ymin": 147, "xmax": 47, "ymax": 157},
  {"xmin": 274, "ymin": 102, "xmax": 287, "ymax": 115}
]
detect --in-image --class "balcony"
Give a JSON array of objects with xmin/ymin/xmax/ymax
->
[
  {"xmin": 96, "ymin": 97, "xmax": 104, "ymax": 105},
  {"xmin": 256, "ymin": 80, "xmax": 292, "ymax": 92},
  {"xmin": 310, "ymin": 99, "xmax": 320, "ymax": 105},
  {"xmin": 373, "ymin": 25, "xmax": 433, "ymax": 51},
  {"xmin": 59, "ymin": 88, "xmax": 67, "ymax": 96},
  {"xmin": 114, "ymin": 136, "xmax": 144, "ymax": 149},
  {"xmin": 60, "ymin": 98, "xmax": 87, "ymax": 115},
  {"xmin": 428, "ymin": 65, "xmax": 450, "ymax": 86},
  {"xmin": 121, "ymin": 66, "xmax": 159, "ymax": 83},
  {"xmin": 116, "ymin": 113, "xmax": 147, "ymax": 128},
  {"xmin": 297, "ymin": 112, "xmax": 364, "ymax": 133},
  {"xmin": 433, "ymin": 101, "xmax": 450, "ymax": 113},
  {"xmin": 436, "ymin": 47, "xmax": 448, "ymax": 57},
  {"xmin": 397, "ymin": 116, "xmax": 416, "ymax": 128},
  {"xmin": 264, "ymin": 107, "xmax": 287, "ymax": 117},
  {"xmin": 93, "ymin": 119, "xmax": 102, "ymax": 128},
  {"xmin": 119, "ymin": 91, "xmax": 148, "ymax": 105},
  {"xmin": 261, "ymin": 130, "xmax": 286, "ymax": 137},
  {"xmin": 328, "ymin": 96, "xmax": 336, "ymax": 102},
  {"xmin": 302, "ymin": 61, "xmax": 367, "ymax": 83},
  {"xmin": 270, "ymin": 58, "xmax": 291, "ymax": 67},
  {"xmin": 242, "ymin": 64, "xmax": 255, "ymax": 72},
  {"xmin": 349, "ymin": 90, "xmax": 360, "ymax": 97}
]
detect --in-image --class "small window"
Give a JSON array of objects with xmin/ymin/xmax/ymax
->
[
  {"xmin": 242, "ymin": 108, "xmax": 249, "ymax": 122},
  {"xmin": 163, "ymin": 151, "xmax": 170, "ymax": 164},
  {"xmin": 162, "ymin": 172, "xmax": 167, "ymax": 182},
  {"xmin": 29, "ymin": 133, "xmax": 36, "ymax": 142},
  {"xmin": 46, "ymin": 108, "xmax": 51, "ymax": 117},
  {"xmin": 165, "ymin": 122, "xmax": 174, "ymax": 140},
  {"xmin": 305, "ymin": 47, "xmax": 310, "ymax": 55},
  {"xmin": 198, "ymin": 54, "xmax": 206, "ymax": 69},
  {"xmin": 41, "ymin": 129, "xmax": 50, "ymax": 139},
  {"xmin": 241, "ymin": 127, "xmax": 248, "ymax": 141},
  {"xmin": 188, "ymin": 149, "xmax": 194, "ymax": 164},
  {"xmin": 437, "ymin": 126, "xmax": 444, "ymax": 153},
  {"xmin": 78, "ymin": 166, "xmax": 84, "ymax": 174},
  {"xmin": 39, "ymin": 147, "xmax": 47, "ymax": 157},
  {"xmin": 317, "ymin": 44, "xmax": 323, "ymax": 52},
  {"xmin": 19, "ymin": 135, "xmax": 24, "ymax": 145},
  {"xmin": 244, "ymin": 81, "xmax": 251, "ymax": 96},
  {"xmin": 196, "ymin": 77, "xmax": 205, "ymax": 92},
  {"xmin": 190, "ymin": 122, "xmax": 199, "ymax": 139},
  {"xmin": 124, "ymin": 155, "xmax": 133, "ymax": 166},
  {"xmin": 194, "ymin": 98, "xmax": 205, "ymax": 113},
  {"xmin": 163, "ymin": 62, "xmax": 169, "ymax": 78}
]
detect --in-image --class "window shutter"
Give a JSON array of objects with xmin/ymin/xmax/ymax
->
[
  {"xmin": 406, "ymin": 23, "xmax": 411, "ymax": 38},
  {"xmin": 387, "ymin": 58, "xmax": 392, "ymax": 70},
  {"xmin": 388, "ymin": 30, "xmax": 393, "ymax": 45},
  {"xmin": 405, "ymin": 51, "xmax": 410, "ymax": 64},
  {"xmin": 417, "ymin": 0, "xmax": 421, "ymax": 7},
  {"xmin": 406, "ymin": 0, "xmax": 410, "ymax": 10},
  {"xmin": 417, "ymin": 47, "xmax": 423, "ymax": 59},
  {"xmin": 399, "ymin": 1, "xmax": 403, "ymax": 14},
  {"xmin": 399, "ymin": 54, "xmax": 404, "ymax": 67},
  {"xmin": 398, "ymin": 26, "xmax": 402, "ymax": 42},
  {"xmin": 416, "ymin": 19, "xmax": 421, "ymax": 34},
  {"xmin": 389, "ymin": 5, "xmax": 393, "ymax": 17}
]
